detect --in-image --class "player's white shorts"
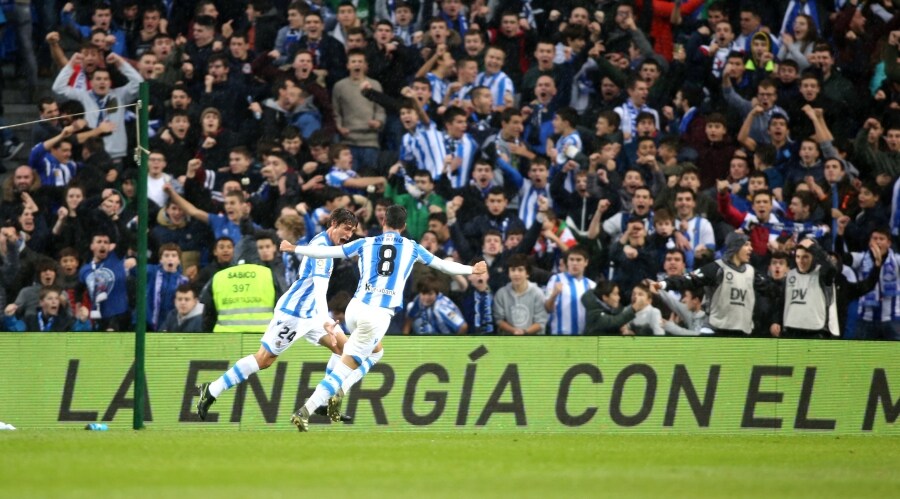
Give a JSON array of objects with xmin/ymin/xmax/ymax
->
[
  {"xmin": 342, "ymin": 298, "xmax": 392, "ymax": 363},
  {"xmin": 260, "ymin": 311, "xmax": 329, "ymax": 356}
]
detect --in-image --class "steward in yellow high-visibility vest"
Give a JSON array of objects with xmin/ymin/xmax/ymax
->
[{"xmin": 209, "ymin": 263, "xmax": 276, "ymax": 332}]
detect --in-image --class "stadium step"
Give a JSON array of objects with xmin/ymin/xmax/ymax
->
[{"xmin": 1, "ymin": 63, "xmax": 53, "ymax": 166}]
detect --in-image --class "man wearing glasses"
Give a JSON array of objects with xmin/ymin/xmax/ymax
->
[{"xmin": 722, "ymin": 75, "xmax": 787, "ymax": 146}]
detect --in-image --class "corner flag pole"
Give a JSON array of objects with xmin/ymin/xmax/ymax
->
[{"xmin": 133, "ymin": 82, "xmax": 150, "ymax": 430}]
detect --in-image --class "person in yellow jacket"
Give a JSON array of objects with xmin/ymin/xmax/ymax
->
[{"xmin": 202, "ymin": 261, "xmax": 277, "ymax": 332}]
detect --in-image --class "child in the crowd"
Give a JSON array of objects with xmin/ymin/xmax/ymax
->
[
  {"xmin": 622, "ymin": 284, "xmax": 664, "ymax": 336},
  {"xmin": 4, "ymin": 286, "xmax": 90, "ymax": 332},
  {"xmin": 404, "ymin": 277, "xmax": 468, "ymax": 335},
  {"xmin": 656, "ymin": 287, "xmax": 707, "ymax": 336},
  {"xmin": 493, "ymin": 254, "xmax": 547, "ymax": 335},
  {"xmin": 142, "ymin": 243, "xmax": 190, "ymax": 331}
]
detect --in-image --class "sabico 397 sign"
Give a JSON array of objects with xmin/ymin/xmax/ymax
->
[{"xmin": 1, "ymin": 334, "xmax": 898, "ymax": 434}]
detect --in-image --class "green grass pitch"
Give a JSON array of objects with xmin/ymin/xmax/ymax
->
[{"xmin": 1, "ymin": 430, "xmax": 898, "ymax": 498}]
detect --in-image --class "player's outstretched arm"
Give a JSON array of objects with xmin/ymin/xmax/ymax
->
[
  {"xmin": 428, "ymin": 258, "xmax": 487, "ymax": 276},
  {"xmin": 279, "ymin": 240, "xmax": 347, "ymax": 259}
]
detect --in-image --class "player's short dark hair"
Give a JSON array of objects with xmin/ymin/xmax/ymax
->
[
  {"xmin": 175, "ymin": 283, "xmax": 196, "ymax": 297},
  {"xmin": 385, "ymin": 205, "xmax": 407, "ymax": 229},
  {"xmin": 428, "ymin": 212, "xmax": 447, "ymax": 225},
  {"xmin": 329, "ymin": 208, "xmax": 359, "ymax": 229}
]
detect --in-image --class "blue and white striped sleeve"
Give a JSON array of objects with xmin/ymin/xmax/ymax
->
[
  {"xmin": 414, "ymin": 242, "xmax": 436, "ymax": 266},
  {"xmin": 341, "ymin": 238, "xmax": 367, "ymax": 258}
]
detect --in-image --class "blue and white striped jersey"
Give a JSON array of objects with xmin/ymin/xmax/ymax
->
[
  {"xmin": 340, "ymin": 231, "xmax": 435, "ymax": 310},
  {"xmin": 448, "ymin": 83, "xmax": 473, "ymax": 104},
  {"xmin": 406, "ymin": 292, "xmax": 466, "ymax": 334},
  {"xmin": 545, "ymin": 273, "xmax": 595, "ymax": 335},
  {"xmin": 518, "ymin": 179, "xmax": 550, "ymax": 229},
  {"xmin": 852, "ymin": 248, "xmax": 900, "ymax": 322},
  {"xmin": 426, "ymin": 72, "xmax": 449, "ymax": 106},
  {"xmin": 326, "ymin": 166, "xmax": 362, "ymax": 194},
  {"xmin": 443, "ymin": 132, "xmax": 478, "ymax": 189},
  {"xmin": 554, "ymin": 131, "xmax": 583, "ymax": 193},
  {"xmin": 400, "ymin": 122, "xmax": 446, "ymax": 180},
  {"xmin": 475, "ymin": 70, "xmax": 515, "ymax": 107},
  {"xmin": 277, "ymin": 231, "xmax": 334, "ymax": 319}
]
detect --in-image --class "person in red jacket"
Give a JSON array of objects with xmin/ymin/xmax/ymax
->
[
  {"xmin": 635, "ymin": 0, "xmax": 706, "ymax": 61},
  {"xmin": 717, "ymin": 179, "xmax": 782, "ymax": 257}
]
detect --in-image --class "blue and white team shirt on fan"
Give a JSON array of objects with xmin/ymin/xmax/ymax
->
[
  {"xmin": 851, "ymin": 248, "xmax": 900, "ymax": 322},
  {"xmin": 400, "ymin": 122, "xmax": 446, "ymax": 180},
  {"xmin": 518, "ymin": 179, "xmax": 550, "ymax": 229},
  {"xmin": 311, "ymin": 207, "xmax": 331, "ymax": 234},
  {"xmin": 442, "ymin": 132, "xmax": 478, "ymax": 189},
  {"xmin": 326, "ymin": 166, "xmax": 363, "ymax": 194},
  {"xmin": 426, "ymin": 72, "xmax": 449, "ymax": 106},
  {"xmin": 277, "ymin": 231, "xmax": 334, "ymax": 319},
  {"xmin": 545, "ymin": 273, "xmax": 595, "ymax": 335},
  {"xmin": 341, "ymin": 231, "xmax": 435, "ymax": 310},
  {"xmin": 475, "ymin": 70, "xmax": 515, "ymax": 107},
  {"xmin": 406, "ymin": 293, "xmax": 466, "ymax": 334},
  {"xmin": 554, "ymin": 131, "xmax": 583, "ymax": 193},
  {"xmin": 448, "ymin": 83, "xmax": 474, "ymax": 104},
  {"xmin": 680, "ymin": 216, "xmax": 716, "ymax": 252}
]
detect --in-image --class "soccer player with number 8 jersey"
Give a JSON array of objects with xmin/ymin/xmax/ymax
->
[
  {"xmin": 196, "ymin": 209, "xmax": 376, "ymax": 422},
  {"xmin": 283, "ymin": 205, "xmax": 488, "ymax": 431}
]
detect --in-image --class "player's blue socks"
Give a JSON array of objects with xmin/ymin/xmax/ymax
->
[
  {"xmin": 325, "ymin": 353, "xmax": 341, "ymax": 375},
  {"xmin": 209, "ymin": 355, "xmax": 261, "ymax": 398},
  {"xmin": 340, "ymin": 349, "xmax": 383, "ymax": 394},
  {"xmin": 304, "ymin": 361, "xmax": 352, "ymax": 414}
]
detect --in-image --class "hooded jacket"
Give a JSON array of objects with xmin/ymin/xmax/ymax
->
[{"xmin": 161, "ymin": 302, "xmax": 206, "ymax": 333}]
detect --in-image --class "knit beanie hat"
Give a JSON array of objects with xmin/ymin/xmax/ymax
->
[{"xmin": 724, "ymin": 232, "xmax": 749, "ymax": 260}]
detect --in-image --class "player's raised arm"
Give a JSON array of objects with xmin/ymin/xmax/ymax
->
[
  {"xmin": 428, "ymin": 257, "xmax": 487, "ymax": 276},
  {"xmin": 280, "ymin": 239, "xmax": 348, "ymax": 259}
]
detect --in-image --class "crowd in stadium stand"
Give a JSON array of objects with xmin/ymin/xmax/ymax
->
[{"xmin": 1, "ymin": 0, "xmax": 899, "ymax": 338}]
